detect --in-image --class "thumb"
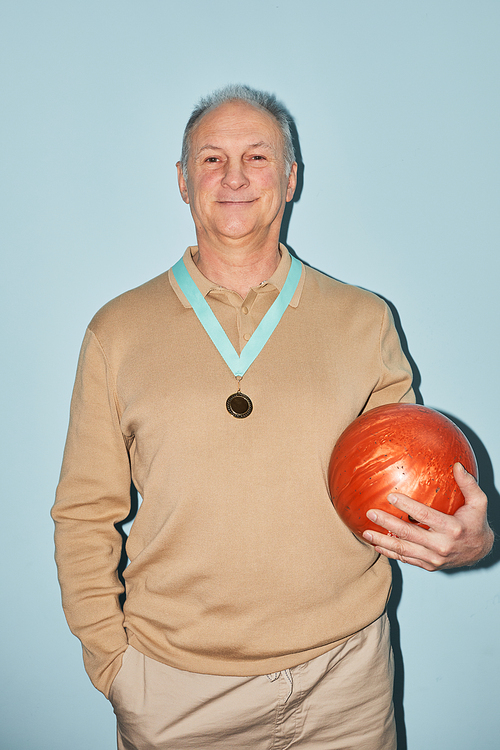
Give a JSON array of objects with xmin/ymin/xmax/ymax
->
[{"xmin": 453, "ymin": 462, "xmax": 484, "ymax": 508}]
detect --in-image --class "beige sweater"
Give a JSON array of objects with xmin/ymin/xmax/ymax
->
[{"xmin": 52, "ymin": 247, "xmax": 414, "ymax": 697}]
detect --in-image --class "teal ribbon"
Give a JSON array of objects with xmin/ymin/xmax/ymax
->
[{"xmin": 172, "ymin": 254, "xmax": 302, "ymax": 378}]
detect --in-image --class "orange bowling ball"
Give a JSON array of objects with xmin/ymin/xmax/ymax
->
[{"xmin": 328, "ymin": 403, "xmax": 477, "ymax": 539}]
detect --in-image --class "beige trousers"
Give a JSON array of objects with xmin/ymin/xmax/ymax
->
[{"xmin": 109, "ymin": 614, "xmax": 396, "ymax": 750}]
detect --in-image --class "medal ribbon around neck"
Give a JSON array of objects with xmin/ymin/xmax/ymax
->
[{"xmin": 172, "ymin": 254, "xmax": 302, "ymax": 417}]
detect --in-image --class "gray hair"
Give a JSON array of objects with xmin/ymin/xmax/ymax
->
[{"xmin": 180, "ymin": 84, "xmax": 295, "ymax": 179}]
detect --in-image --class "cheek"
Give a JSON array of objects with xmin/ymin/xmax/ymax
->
[
  {"xmin": 258, "ymin": 173, "xmax": 285, "ymax": 196},
  {"xmin": 189, "ymin": 181, "xmax": 213, "ymax": 210}
]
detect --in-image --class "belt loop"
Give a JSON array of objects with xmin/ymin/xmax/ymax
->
[{"xmin": 266, "ymin": 669, "xmax": 294, "ymax": 703}]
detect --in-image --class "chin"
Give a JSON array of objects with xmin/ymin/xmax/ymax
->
[{"xmin": 215, "ymin": 223, "xmax": 256, "ymax": 240}]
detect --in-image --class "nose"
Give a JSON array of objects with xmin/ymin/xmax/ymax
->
[{"xmin": 221, "ymin": 159, "xmax": 249, "ymax": 190}]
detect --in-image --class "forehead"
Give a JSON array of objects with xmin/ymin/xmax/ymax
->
[{"xmin": 190, "ymin": 101, "xmax": 283, "ymax": 155}]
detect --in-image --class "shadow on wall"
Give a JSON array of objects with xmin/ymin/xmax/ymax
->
[
  {"xmin": 387, "ymin": 559, "xmax": 407, "ymax": 750},
  {"xmin": 117, "ymin": 483, "xmax": 139, "ymax": 609}
]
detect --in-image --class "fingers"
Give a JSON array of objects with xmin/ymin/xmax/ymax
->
[
  {"xmin": 369, "ymin": 540, "xmax": 440, "ymax": 571},
  {"xmin": 361, "ymin": 466, "xmax": 493, "ymax": 570},
  {"xmin": 362, "ymin": 491, "xmax": 464, "ymax": 570},
  {"xmin": 363, "ymin": 523, "xmax": 454, "ymax": 571},
  {"xmin": 363, "ymin": 517, "xmax": 450, "ymax": 571},
  {"xmin": 362, "ymin": 478, "xmax": 494, "ymax": 569},
  {"xmin": 368, "ymin": 492, "xmax": 452, "ymax": 534}
]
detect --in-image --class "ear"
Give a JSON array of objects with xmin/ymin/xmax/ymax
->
[
  {"xmin": 176, "ymin": 161, "xmax": 190, "ymax": 204},
  {"xmin": 286, "ymin": 162, "xmax": 298, "ymax": 203}
]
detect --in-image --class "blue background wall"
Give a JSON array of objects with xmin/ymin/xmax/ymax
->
[{"xmin": 1, "ymin": 2, "xmax": 499, "ymax": 748}]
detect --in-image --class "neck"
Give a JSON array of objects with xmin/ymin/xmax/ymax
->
[{"xmin": 193, "ymin": 243, "xmax": 282, "ymax": 298}]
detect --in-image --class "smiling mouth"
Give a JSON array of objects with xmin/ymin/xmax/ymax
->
[{"xmin": 217, "ymin": 199, "xmax": 256, "ymax": 204}]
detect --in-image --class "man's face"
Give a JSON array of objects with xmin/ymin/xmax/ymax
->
[{"xmin": 177, "ymin": 101, "xmax": 297, "ymax": 248}]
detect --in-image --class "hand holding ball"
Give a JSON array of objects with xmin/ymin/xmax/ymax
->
[{"xmin": 328, "ymin": 404, "xmax": 477, "ymax": 539}]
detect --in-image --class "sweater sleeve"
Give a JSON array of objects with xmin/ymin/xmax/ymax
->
[
  {"xmin": 362, "ymin": 302, "xmax": 415, "ymax": 411},
  {"xmin": 52, "ymin": 327, "xmax": 132, "ymax": 697}
]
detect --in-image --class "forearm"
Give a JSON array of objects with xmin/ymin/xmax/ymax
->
[
  {"xmin": 52, "ymin": 327, "xmax": 133, "ymax": 695},
  {"xmin": 53, "ymin": 494, "xmax": 130, "ymax": 695}
]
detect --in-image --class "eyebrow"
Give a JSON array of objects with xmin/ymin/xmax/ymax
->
[{"xmin": 195, "ymin": 141, "xmax": 276, "ymax": 158}]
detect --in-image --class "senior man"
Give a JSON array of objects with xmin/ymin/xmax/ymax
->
[{"xmin": 52, "ymin": 85, "xmax": 493, "ymax": 750}]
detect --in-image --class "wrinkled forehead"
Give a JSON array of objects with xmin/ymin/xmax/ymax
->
[{"xmin": 188, "ymin": 101, "xmax": 285, "ymax": 157}]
